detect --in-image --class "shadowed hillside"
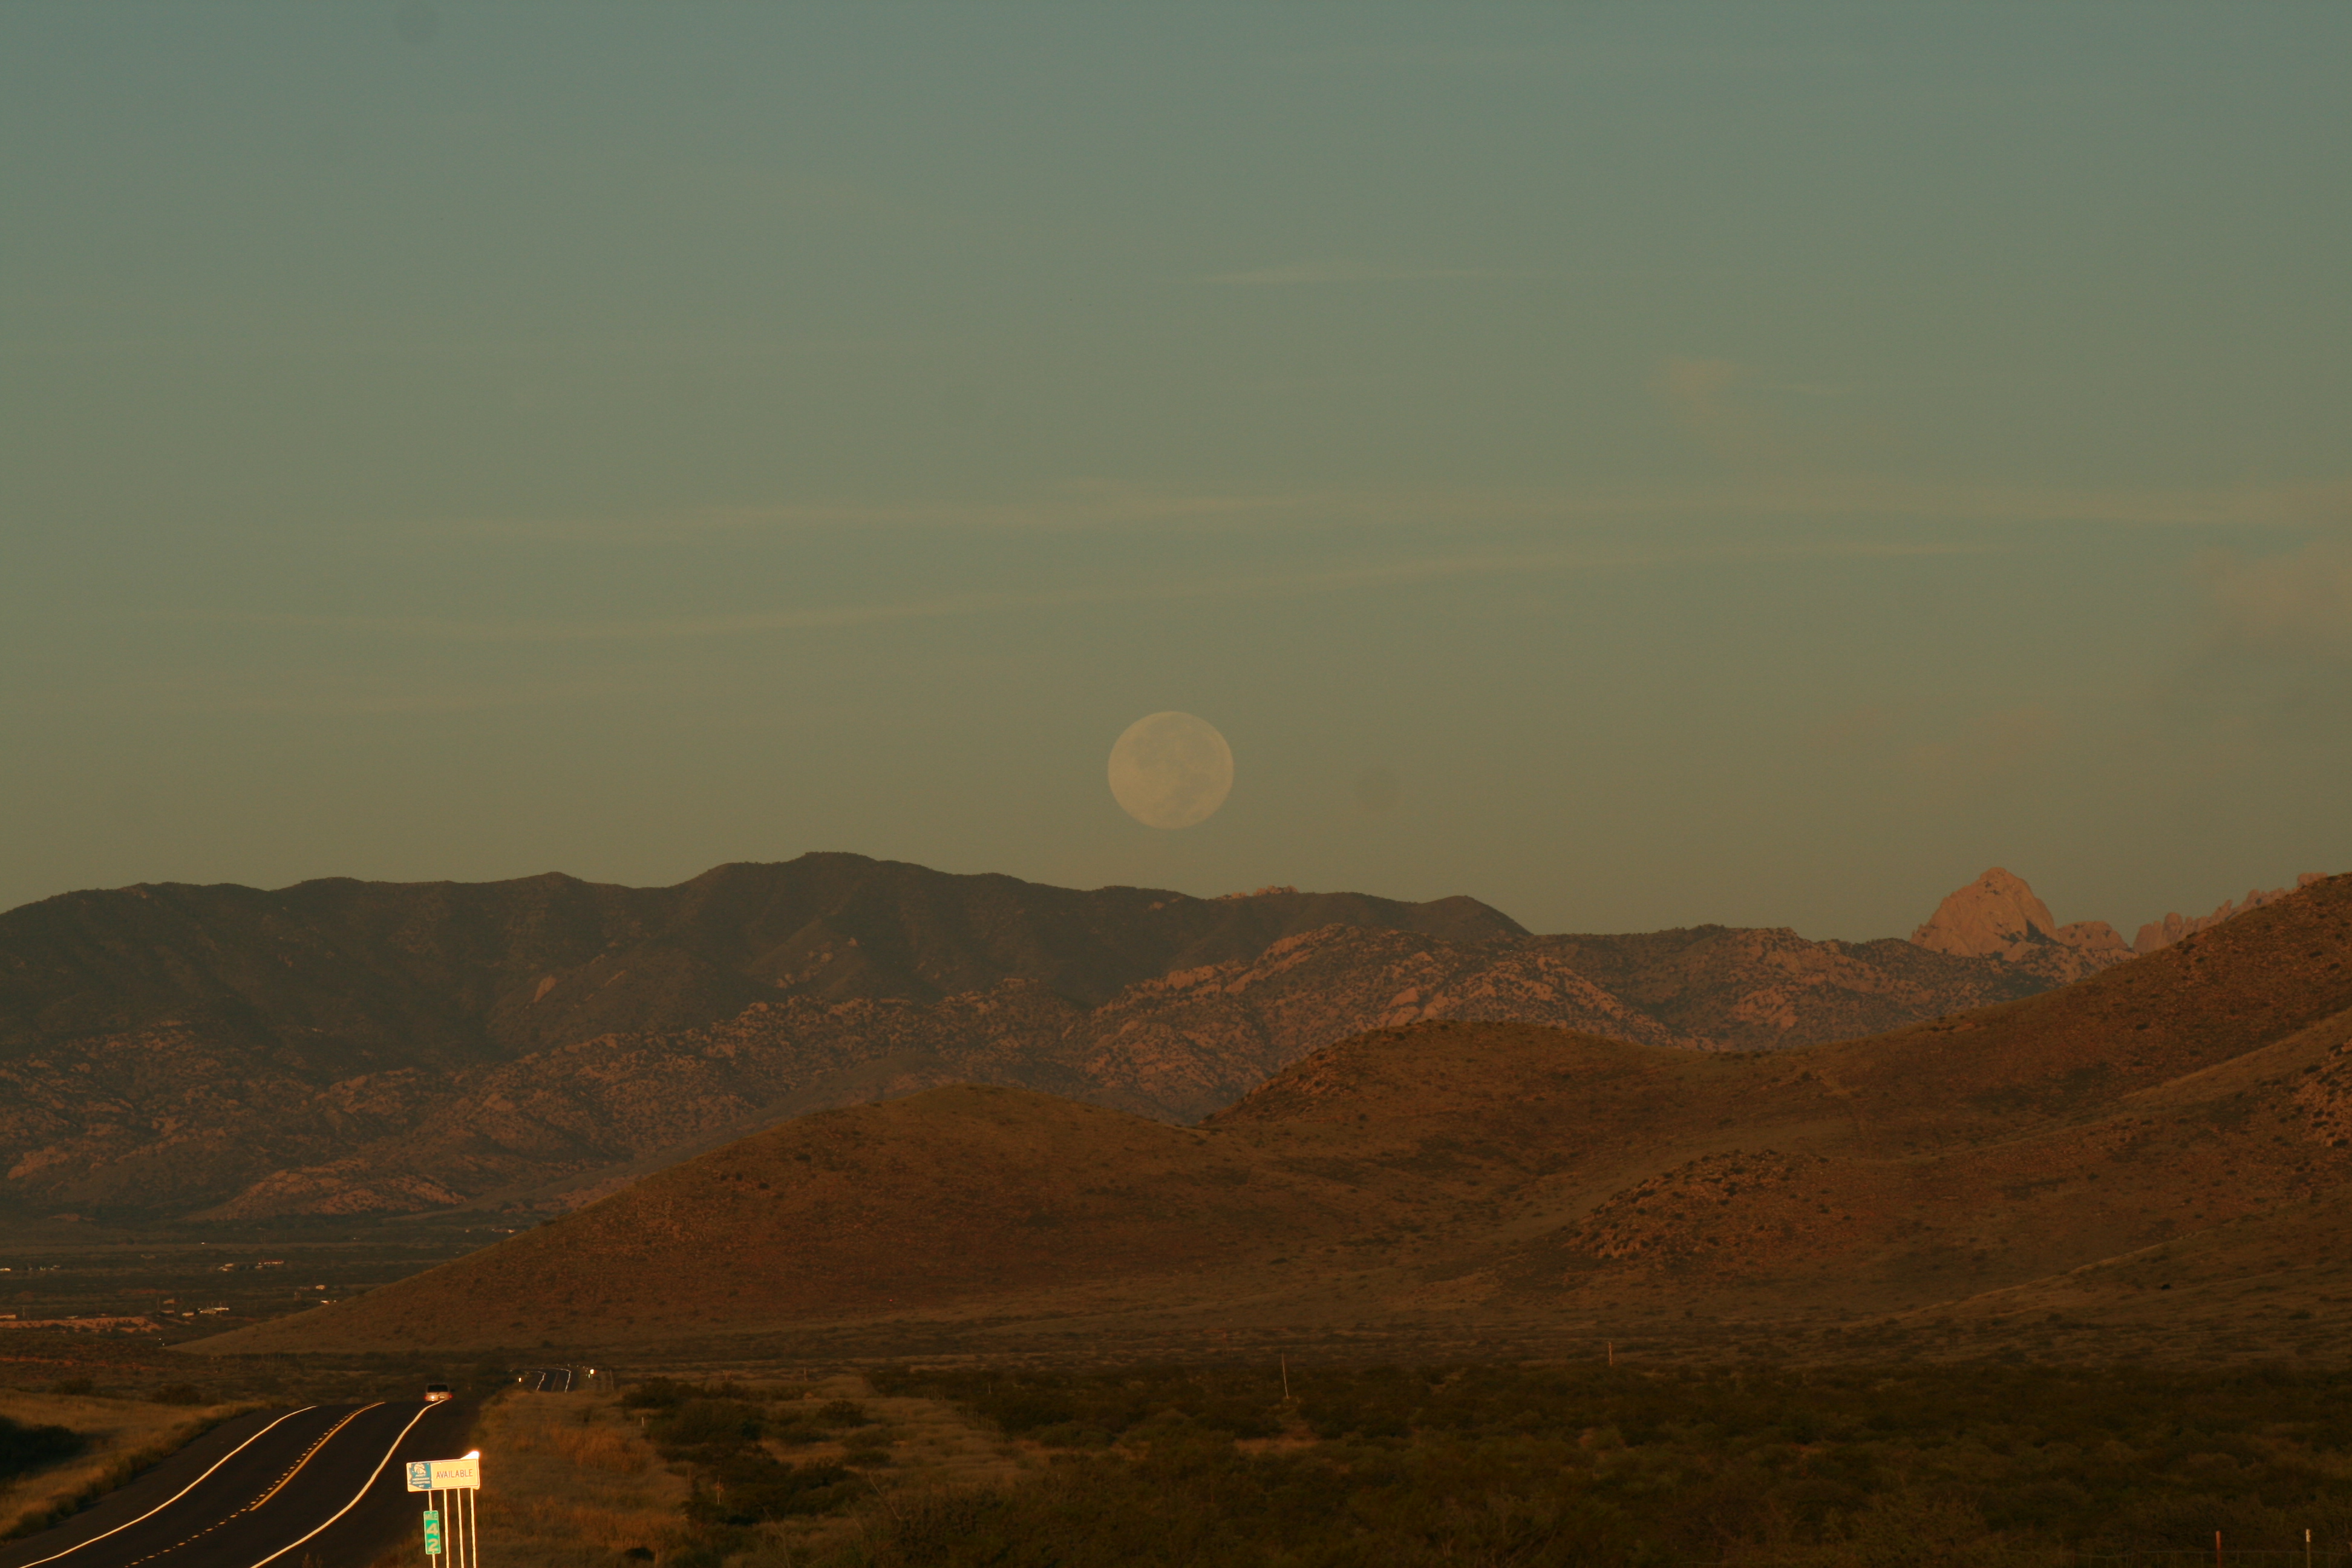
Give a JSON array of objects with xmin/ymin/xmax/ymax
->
[
  {"xmin": 0, "ymin": 856, "xmax": 1514, "ymax": 1218},
  {"xmin": 0, "ymin": 858, "xmax": 2051, "ymax": 1223},
  {"xmin": 185, "ymin": 918, "xmax": 2047, "ymax": 1221},
  {"xmin": 201, "ymin": 874, "xmax": 2352, "ymax": 1359},
  {"xmin": 0, "ymin": 852, "xmax": 1523, "ymax": 1056}
]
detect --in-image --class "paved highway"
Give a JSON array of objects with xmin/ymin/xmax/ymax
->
[
  {"xmin": 517, "ymin": 1367, "xmax": 573, "ymax": 1393},
  {"xmin": 0, "ymin": 1399, "xmax": 468, "ymax": 1568}
]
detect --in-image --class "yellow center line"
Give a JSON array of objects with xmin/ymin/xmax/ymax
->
[
  {"xmin": 11, "ymin": 1407, "xmax": 319, "ymax": 1568},
  {"xmin": 113, "ymin": 1403, "xmax": 386, "ymax": 1568},
  {"xmin": 247, "ymin": 1404, "xmax": 378, "ymax": 1511},
  {"xmin": 244, "ymin": 1401, "xmax": 444, "ymax": 1568}
]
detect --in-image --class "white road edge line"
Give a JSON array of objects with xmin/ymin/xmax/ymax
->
[
  {"xmin": 15, "ymin": 1406, "xmax": 322, "ymax": 1568},
  {"xmin": 243, "ymin": 1402, "xmax": 442, "ymax": 1568}
]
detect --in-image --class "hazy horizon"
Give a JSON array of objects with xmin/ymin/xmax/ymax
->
[{"xmin": 5, "ymin": 4, "xmax": 2348, "ymax": 941}]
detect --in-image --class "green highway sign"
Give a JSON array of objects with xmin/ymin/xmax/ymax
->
[{"xmin": 423, "ymin": 1509, "xmax": 442, "ymax": 1557}]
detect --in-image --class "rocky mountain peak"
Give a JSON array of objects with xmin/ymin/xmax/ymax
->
[
  {"xmin": 1909, "ymin": 867, "xmax": 2055, "ymax": 957},
  {"xmin": 1909, "ymin": 867, "xmax": 2131, "ymax": 985},
  {"xmin": 2134, "ymin": 874, "xmax": 2327, "ymax": 955}
]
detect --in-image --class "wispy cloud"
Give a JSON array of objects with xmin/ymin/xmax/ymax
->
[
  {"xmin": 1904, "ymin": 705, "xmax": 2063, "ymax": 790},
  {"xmin": 1201, "ymin": 261, "xmax": 1529, "ymax": 286},
  {"xmin": 411, "ymin": 475, "xmax": 2351, "ymax": 547},
  {"xmin": 1293, "ymin": 42, "xmax": 1870, "ymax": 78},
  {"xmin": 1653, "ymin": 356, "xmax": 1782, "ymax": 469},
  {"xmin": 154, "ymin": 537, "xmax": 1986, "ymax": 647},
  {"xmin": 2198, "ymin": 534, "xmax": 2352, "ymax": 660},
  {"xmin": 0, "ymin": 674, "xmax": 653, "ymax": 720},
  {"xmin": 416, "ymin": 483, "xmax": 1312, "ymax": 544}
]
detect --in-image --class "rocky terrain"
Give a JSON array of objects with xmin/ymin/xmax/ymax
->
[
  {"xmin": 2133, "ymin": 872, "xmax": 2326, "ymax": 954},
  {"xmin": 3, "ymin": 855, "xmax": 2324, "ymax": 1224},
  {"xmin": 0, "ymin": 855, "xmax": 1508, "ymax": 1217},
  {"xmin": 203, "ymin": 872, "xmax": 2352, "ymax": 1358},
  {"xmin": 0, "ymin": 860, "xmax": 2050, "ymax": 1223},
  {"xmin": 1907, "ymin": 866, "xmax": 2132, "ymax": 982},
  {"xmin": 0, "ymin": 852, "xmax": 1523, "ymax": 1057},
  {"xmin": 1905, "ymin": 863, "xmax": 2330, "ymax": 972},
  {"xmin": 169, "ymin": 918, "xmax": 2049, "ymax": 1221}
]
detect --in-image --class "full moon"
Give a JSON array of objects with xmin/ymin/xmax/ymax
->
[{"xmin": 1107, "ymin": 711, "xmax": 1234, "ymax": 829}]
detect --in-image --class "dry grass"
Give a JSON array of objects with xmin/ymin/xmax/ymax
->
[
  {"xmin": 0, "ymin": 1390, "xmax": 250, "ymax": 1539},
  {"xmin": 463, "ymin": 1378, "xmax": 1028, "ymax": 1567},
  {"xmin": 704, "ymin": 1373, "xmax": 1033, "ymax": 1563},
  {"xmin": 848, "ymin": 1376, "xmax": 1028, "ymax": 1495},
  {"xmin": 474, "ymin": 1391, "xmax": 688, "ymax": 1568}
]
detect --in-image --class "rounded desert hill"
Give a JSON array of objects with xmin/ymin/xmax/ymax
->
[
  {"xmin": 191, "ymin": 874, "xmax": 2352, "ymax": 1356},
  {"xmin": 192, "ymin": 1083, "xmax": 1379, "ymax": 1355}
]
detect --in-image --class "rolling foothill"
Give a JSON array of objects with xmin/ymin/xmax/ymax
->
[
  {"xmin": 163, "ymin": 863, "xmax": 2352, "ymax": 1366},
  {"xmin": 2, "ymin": 858, "xmax": 2347, "ymax": 1567},
  {"xmin": 0, "ymin": 855, "xmax": 2223, "ymax": 1229}
]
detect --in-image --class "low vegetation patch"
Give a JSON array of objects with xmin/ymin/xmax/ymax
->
[
  {"xmin": 471, "ymin": 1388, "xmax": 688, "ymax": 1568},
  {"xmin": 471, "ymin": 1374, "xmax": 1020, "ymax": 1567},
  {"xmin": 780, "ymin": 1361, "xmax": 2352, "ymax": 1566},
  {"xmin": 0, "ymin": 1417, "xmax": 83, "ymax": 1480},
  {"xmin": 0, "ymin": 1389, "xmax": 247, "ymax": 1539}
]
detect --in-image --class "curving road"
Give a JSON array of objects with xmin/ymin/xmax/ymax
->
[
  {"xmin": 0, "ymin": 1400, "xmax": 469, "ymax": 1568},
  {"xmin": 516, "ymin": 1367, "xmax": 572, "ymax": 1393}
]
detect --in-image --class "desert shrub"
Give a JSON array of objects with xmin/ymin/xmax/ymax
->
[
  {"xmin": 873, "ymin": 1365, "xmax": 1285, "ymax": 1443},
  {"xmin": 148, "ymin": 1383, "xmax": 204, "ymax": 1406},
  {"xmin": 975, "ymin": 1387, "xmax": 1080, "ymax": 1433},
  {"xmin": 655, "ymin": 1399, "xmax": 765, "ymax": 1451},
  {"xmin": 827, "ymin": 1361, "xmax": 2352, "ymax": 1566},
  {"xmin": 852, "ymin": 1489, "xmax": 1018, "ymax": 1566},
  {"xmin": 1026, "ymin": 1422, "xmax": 1116, "ymax": 1449},
  {"xmin": 762, "ymin": 1410, "xmax": 828, "ymax": 1448},
  {"xmin": 685, "ymin": 1453, "xmax": 855, "ymax": 1524},
  {"xmin": 544, "ymin": 1422, "xmax": 649, "ymax": 1474},
  {"xmin": 1296, "ymin": 1365, "xmax": 1423, "ymax": 1439},
  {"xmin": 621, "ymin": 1377, "xmax": 789, "ymax": 1415},
  {"xmin": 619, "ymin": 1378, "xmax": 702, "ymax": 1411},
  {"xmin": 0, "ymin": 1416, "xmax": 84, "ymax": 1479}
]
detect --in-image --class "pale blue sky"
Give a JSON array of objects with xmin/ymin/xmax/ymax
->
[{"xmin": 4, "ymin": 4, "xmax": 2348, "ymax": 939}]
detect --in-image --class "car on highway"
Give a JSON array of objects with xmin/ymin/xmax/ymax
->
[{"xmin": 424, "ymin": 1382, "xmax": 453, "ymax": 1403}]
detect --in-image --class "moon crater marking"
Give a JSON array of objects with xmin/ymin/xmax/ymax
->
[{"xmin": 1107, "ymin": 711, "xmax": 1233, "ymax": 829}]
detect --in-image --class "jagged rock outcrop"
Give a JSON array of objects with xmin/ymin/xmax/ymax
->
[
  {"xmin": 2135, "ymin": 874, "xmax": 2326, "ymax": 955},
  {"xmin": 1908, "ymin": 867, "xmax": 2132, "ymax": 984},
  {"xmin": 204, "ymin": 870, "xmax": 2352, "ymax": 1357},
  {"xmin": 0, "ymin": 907, "xmax": 2051, "ymax": 1223},
  {"xmin": 44, "ymin": 857, "xmax": 2326, "ymax": 1224},
  {"xmin": 178, "ymin": 917, "xmax": 2045, "ymax": 1220}
]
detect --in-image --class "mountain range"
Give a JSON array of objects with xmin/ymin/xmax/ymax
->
[
  {"xmin": 204, "ymin": 871, "xmax": 2352, "ymax": 1360},
  {"xmin": 2132, "ymin": 873, "xmax": 2327, "ymax": 954},
  {"xmin": 1905, "ymin": 864, "xmax": 2327, "ymax": 977},
  {"xmin": 0, "ymin": 854, "xmax": 2318, "ymax": 1224}
]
